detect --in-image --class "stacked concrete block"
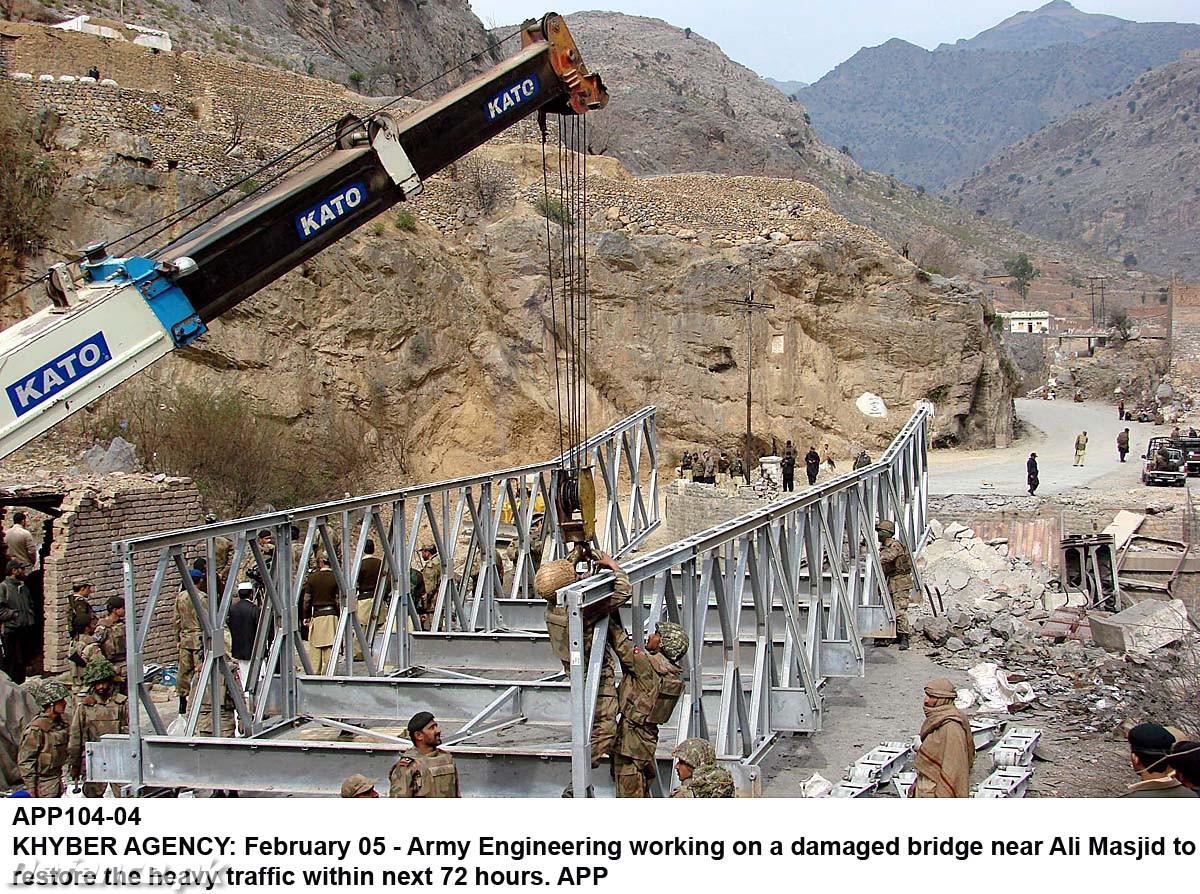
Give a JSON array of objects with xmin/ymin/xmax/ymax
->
[{"xmin": 41, "ymin": 476, "xmax": 203, "ymax": 673}]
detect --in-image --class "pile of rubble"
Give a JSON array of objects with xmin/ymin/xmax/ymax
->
[{"xmin": 914, "ymin": 519, "xmax": 1197, "ymax": 737}]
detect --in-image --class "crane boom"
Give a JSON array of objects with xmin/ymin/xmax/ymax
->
[{"xmin": 0, "ymin": 12, "xmax": 605, "ymax": 459}]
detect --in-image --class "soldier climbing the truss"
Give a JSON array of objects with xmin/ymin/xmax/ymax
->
[
  {"xmin": 538, "ymin": 549, "xmax": 631, "ymax": 768},
  {"xmin": 608, "ymin": 618, "xmax": 689, "ymax": 797}
]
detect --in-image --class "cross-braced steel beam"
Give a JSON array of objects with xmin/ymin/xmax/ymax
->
[{"xmin": 94, "ymin": 405, "xmax": 930, "ymax": 796}]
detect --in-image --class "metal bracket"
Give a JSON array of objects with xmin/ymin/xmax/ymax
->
[
  {"xmin": 992, "ymin": 727, "xmax": 1041, "ymax": 768},
  {"xmin": 975, "ymin": 766, "xmax": 1033, "ymax": 798},
  {"xmin": 831, "ymin": 741, "xmax": 915, "ymax": 797},
  {"xmin": 371, "ymin": 116, "xmax": 422, "ymax": 198}
]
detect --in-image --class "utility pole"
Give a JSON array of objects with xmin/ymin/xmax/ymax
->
[{"xmin": 722, "ymin": 269, "xmax": 774, "ymax": 485}]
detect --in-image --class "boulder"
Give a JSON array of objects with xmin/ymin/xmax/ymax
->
[
  {"xmin": 989, "ymin": 615, "xmax": 1024, "ymax": 640},
  {"xmin": 944, "ymin": 637, "xmax": 967, "ymax": 653},
  {"xmin": 922, "ymin": 616, "xmax": 952, "ymax": 646}
]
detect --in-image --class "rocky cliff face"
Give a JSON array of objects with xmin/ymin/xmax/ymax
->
[
  {"xmin": 13, "ymin": 0, "xmax": 495, "ymax": 94},
  {"xmin": 1, "ymin": 26, "xmax": 1013, "ymax": 493}
]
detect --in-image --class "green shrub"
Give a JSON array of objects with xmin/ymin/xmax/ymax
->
[
  {"xmin": 0, "ymin": 93, "xmax": 64, "ymax": 257},
  {"xmin": 394, "ymin": 208, "xmax": 417, "ymax": 231},
  {"xmin": 534, "ymin": 196, "xmax": 568, "ymax": 226}
]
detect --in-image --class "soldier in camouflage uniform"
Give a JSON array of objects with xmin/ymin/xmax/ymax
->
[
  {"xmin": 173, "ymin": 569, "xmax": 206, "ymax": 713},
  {"xmin": 17, "ymin": 680, "xmax": 70, "ymax": 797},
  {"xmin": 96, "ymin": 596, "xmax": 128, "ymax": 693},
  {"xmin": 685, "ymin": 764, "xmax": 735, "ymax": 798},
  {"xmin": 417, "ymin": 546, "xmax": 441, "ymax": 630},
  {"xmin": 69, "ymin": 581, "xmax": 97, "ymax": 635},
  {"xmin": 389, "ymin": 711, "xmax": 460, "ymax": 798},
  {"xmin": 876, "ymin": 519, "xmax": 914, "ymax": 651},
  {"xmin": 68, "ymin": 658, "xmax": 129, "ymax": 797},
  {"xmin": 608, "ymin": 619, "xmax": 688, "ymax": 797},
  {"xmin": 67, "ymin": 615, "xmax": 104, "ymax": 695},
  {"xmin": 540, "ymin": 551, "xmax": 632, "ymax": 766}
]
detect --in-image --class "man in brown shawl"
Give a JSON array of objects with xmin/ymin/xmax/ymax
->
[{"xmin": 912, "ymin": 678, "xmax": 975, "ymax": 798}]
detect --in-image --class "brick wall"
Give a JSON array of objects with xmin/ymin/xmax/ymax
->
[
  {"xmin": 661, "ymin": 480, "xmax": 772, "ymax": 543},
  {"xmin": 41, "ymin": 476, "xmax": 203, "ymax": 673},
  {"xmin": 1172, "ymin": 284, "xmax": 1200, "ymax": 378}
]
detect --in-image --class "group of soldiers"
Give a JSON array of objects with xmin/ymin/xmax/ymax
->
[{"xmin": 679, "ymin": 449, "xmax": 744, "ymax": 485}]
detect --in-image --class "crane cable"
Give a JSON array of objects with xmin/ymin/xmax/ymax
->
[
  {"xmin": 0, "ymin": 25, "xmax": 528, "ymax": 308},
  {"xmin": 540, "ymin": 112, "xmax": 590, "ymax": 470}
]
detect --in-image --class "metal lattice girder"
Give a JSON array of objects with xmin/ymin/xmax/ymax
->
[
  {"xmin": 111, "ymin": 408, "xmax": 660, "ymax": 752},
  {"xmin": 992, "ymin": 727, "xmax": 1042, "ymax": 768},
  {"xmin": 101, "ymin": 405, "xmax": 929, "ymax": 797},
  {"xmin": 562, "ymin": 406, "xmax": 931, "ymax": 797}
]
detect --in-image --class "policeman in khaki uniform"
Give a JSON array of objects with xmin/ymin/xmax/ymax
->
[
  {"xmin": 301, "ymin": 557, "xmax": 341, "ymax": 673},
  {"xmin": 608, "ymin": 619, "xmax": 689, "ymax": 797},
  {"xmin": 173, "ymin": 568, "xmax": 206, "ymax": 713},
  {"xmin": 18, "ymin": 680, "xmax": 71, "ymax": 797},
  {"xmin": 69, "ymin": 658, "xmax": 129, "ymax": 797},
  {"xmin": 538, "ymin": 550, "xmax": 632, "ymax": 766},
  {"xmin": 876, "ymin": 519, "xmax": 915, "ymax": 651},
  {"xmin": 389, "ymin": 712, "xmax": 460, "ymax": 798}
]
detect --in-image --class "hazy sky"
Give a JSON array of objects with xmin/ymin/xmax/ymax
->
[{"xmin": 468, "ymin": 1, "xmax": 1200, "ymax": 83}]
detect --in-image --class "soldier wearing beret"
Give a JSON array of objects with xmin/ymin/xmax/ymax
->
[
  {"xmin": 389, "ymin": 712, "xmax": 460, "ymax": 798},
  {"xmin": 1123, "ymin": 722, "xmax": 1195, "ymax": 797}
]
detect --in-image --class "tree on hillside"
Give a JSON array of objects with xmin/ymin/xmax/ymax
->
[
  {"xmin": 1003, "ymin": 253, "xmax": 1040, "ymax": 304},
  {"xmin": 1108, "ymin": 308, "xmax": 1133, "ymax": 342}
]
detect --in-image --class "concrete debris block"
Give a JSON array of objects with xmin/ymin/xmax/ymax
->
[
  {"xmin": 943, "ymin": 522, "xmax": 968, "ymax": 540},
  {"xmin": 82, "ymin": 437, "xmax": 139, "ymax": 474},
  {"xmin": 1089, "ymin": 599, "xmax": 1190, "ymax": 654},
  {"xmin": 945, "ymin": 637, "xmax": 967, "ymax": 652},
  {"xmin": 801, "ymin": 773, "xmax": 833, "ymax": 798},
  {"xmin": 929, "ymin": 518, "xmax": 944, "ymax": 540},
  {"xmin": 956, "ymin": 527, "xmax": 976, "ymax": 541},
  {"xmin": 946, "ymin": 569, "xmax": 970, "ymax": 591},
  {"xmin": 922, "ymin": 616, "xmax": 952, "ymax": 645},
  {"xmin": 990, "ymin": 615, "xmax": 1024, "ymax": 640}
]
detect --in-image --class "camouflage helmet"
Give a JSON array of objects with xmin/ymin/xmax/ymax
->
[
  {"xmin": 672, "ymin": 737, "xmax": 716, "ymax": 769},
  {"xmin": 689, "ymin": 764, "xmax": 735, "ymax": 798},
  {"xmin": 875, "ymin": 519, "xmax": 896, "ymax": 537},
  {"xmin": 82, "ymin": 657, "xmax": 117, "ymax": 686},
  {"xmin": 534, "ymin": 559, "xmax": 576, "ymax": 601},
  {"xmin": 655, "ymin": 621, "xmax": 689, "ymax": 662},
  {"xmin": 32, "ymin": 680, "xmax": 70, "ymax": 707}
]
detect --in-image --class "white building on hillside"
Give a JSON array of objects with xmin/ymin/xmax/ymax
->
[{"xmin": 1002, "ymin": 310, "xmax": 1051, "ymax": 334}]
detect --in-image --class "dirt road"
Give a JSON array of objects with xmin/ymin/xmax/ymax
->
[{"xmin": 929, "ymin": 398, "xmax": 1160, "ymax": 496}]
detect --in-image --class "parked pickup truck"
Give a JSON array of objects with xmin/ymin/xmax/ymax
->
[
  {"xmin": 1142, "ymin": 437, "xmax": 1186, "ymax": 486},
  {"xmin": 1171, "ymin": 436, "xmax": 1200, "ymax": 476}
]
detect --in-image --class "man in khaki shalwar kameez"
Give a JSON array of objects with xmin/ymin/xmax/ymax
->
[{"xmin": 913, "ymin": 678, "xmax": 975, "ymax": 798}]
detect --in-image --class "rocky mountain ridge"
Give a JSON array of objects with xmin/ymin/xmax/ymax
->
[
  {"xmin": 941, "ymin": 0, "xmax": 1126, "ymax": 53},
  {"xmin": 951, "ymin": 50, "xmax": 1200, "ymax": 279},
  {"xmin": 798, "ymin": 8, "xmax": 1200, "ymax": 189}
]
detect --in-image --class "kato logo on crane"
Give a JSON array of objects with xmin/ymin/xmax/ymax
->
[
  {"xmin": 6, "ymin": 332, "xmax": 112, "ymax": 417},
  {"xmin": 295, "ymin": 182, "xmax": 367, "ymax": 241},
  {"xmin": 485, "ymin": 74, "xmax": 540, "ymax": 121}
]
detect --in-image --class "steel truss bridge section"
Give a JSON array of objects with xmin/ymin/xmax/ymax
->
[
  {"xmin": 556, "ymin": 405, "xmax": 930, "ymax": 796},
  {"xmin": 92, "ymin": 405, "xmax": 930, "ymax": 796},
  {"xmin": 104, "ymin": 408, "xmax": 657, "ymax": 744}
]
